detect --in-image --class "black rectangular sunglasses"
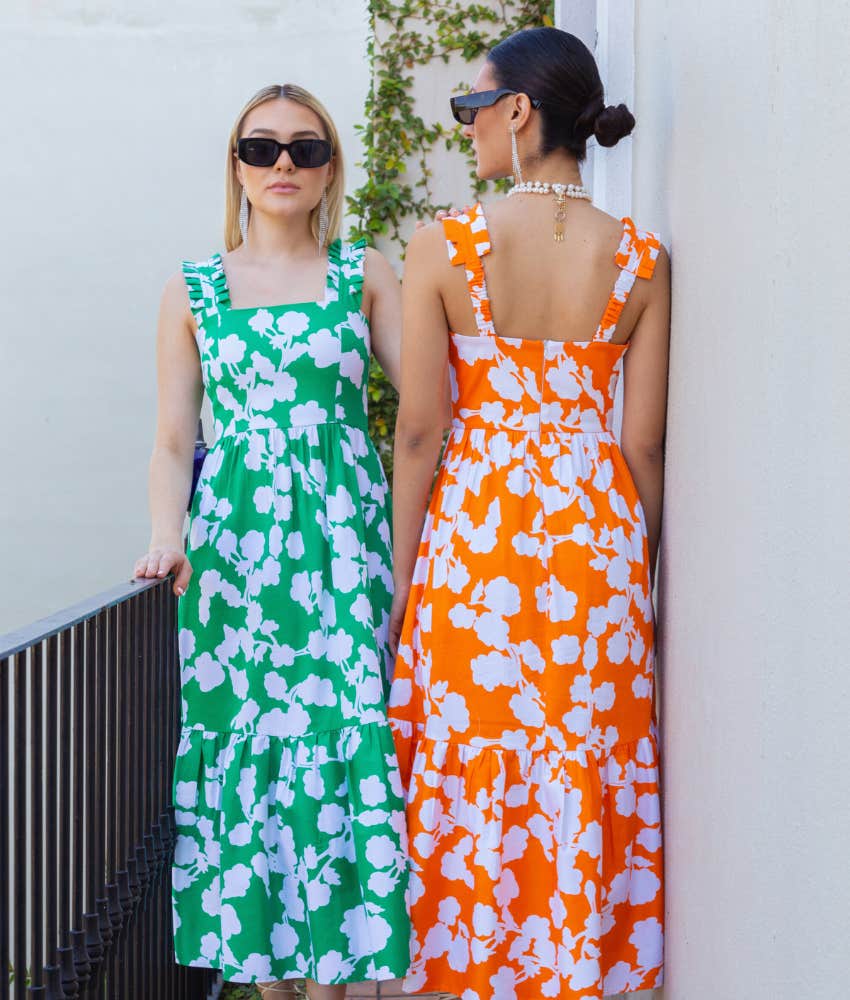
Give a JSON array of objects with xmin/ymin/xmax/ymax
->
[
  {"xmin": 237, "ymin": 136, "xmax": 333, "ymax": 168},
  {"xmin": 450, "ymin": 88, "xmax": 542, "ymax": 125}
]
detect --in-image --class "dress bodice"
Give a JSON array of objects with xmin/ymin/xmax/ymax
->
[
  {"xmin": 450, "ymin": 333, "xmax": 628, "ymax": 435},
  {"xmin": 442, "ymin": 205, "xmax": 661, "ymax": 438},
  {"xmin": 182, "ymin": 239, "xmax": 370, "ymax": 441}
]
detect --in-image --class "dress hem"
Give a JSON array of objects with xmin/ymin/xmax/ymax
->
[{"xmin": 396, "ymin": 973, "xmax": 664, "ymax": 999}]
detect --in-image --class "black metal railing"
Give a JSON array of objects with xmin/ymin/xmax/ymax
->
[{"xmin": 1, "ymin": 577, "xmax": 219, "ymax": 999}]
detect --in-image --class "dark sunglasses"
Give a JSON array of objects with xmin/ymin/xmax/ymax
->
[
  {"xmin": 236, "ymin": 136, "xmax": 333, "ymax": 168},
  {"xmin": 449, "ymin": 88, "xmax": 542, "ymax": 125}
]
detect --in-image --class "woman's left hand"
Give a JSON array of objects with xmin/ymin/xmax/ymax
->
[{"xmin": 415, "ymin": 206, "xmax": 465, "ymax": 230}]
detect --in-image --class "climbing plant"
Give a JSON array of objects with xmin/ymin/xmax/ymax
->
[{"xmin": 351, "ymin": 0, "xmax": 555, "ymax": 477}]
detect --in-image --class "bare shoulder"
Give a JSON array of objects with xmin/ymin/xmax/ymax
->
[
  {"xmin": 632, "ymin": 240, "xmax": 671, "ymax": 336},
  {"xmin": 636, "ymin": 229, "xmax": 670, "ymax": 297},
  {"xmin": 159, "ymin": 270, "xmax": 194, "ymax": 329},
  {"xmin": 162, "ymin": 270, "xmax": 192, "ymax": 308},
  {"xmin": 652, "ymin": 243, "xmax": 671, "ymax": 283},
  {"xmin": 404, "ymin": 221, "xmax": 449, "ymax": 275},
  {"xmin": 476, "ymin": 196, "xmax": 514, "ymax": 232},
  {"xmin": 597, "ymin": 205, "xmax": 632, "ymax": 236},
  {"xmin": 616, "ymin": 213, "xmax": 671, "ymax": 299},
  {"xmin": 363, "ymin": 245, "xmax": 400, "ymax": 286}
]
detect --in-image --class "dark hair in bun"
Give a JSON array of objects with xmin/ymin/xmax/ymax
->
[
  {"xmin": 487, "ymin": 26, "xmax": 635, "ymax": 161},
  {"xmin": 592, "ymin": 103, "xmax": 636, "ymax": 148}
]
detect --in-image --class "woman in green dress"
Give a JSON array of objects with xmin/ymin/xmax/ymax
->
[{"xmin": 134, "ymin": 84, "xmax": 410, "ymax": 1000}]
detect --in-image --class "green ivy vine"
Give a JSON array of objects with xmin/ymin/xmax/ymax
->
[{"xmin": 350, "ymin": 0, "xmax": 555, "ymax": 477}]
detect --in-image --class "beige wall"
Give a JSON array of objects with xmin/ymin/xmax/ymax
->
[
  {"xmin": 0, "ymin": 0, "xmax": 369, "ymax": 634},
  {"xmin": 634, "ymin": 2, "xmax": 850, "ymax": 997},
  {"xmin": 372, "ymin": 0, "xmax": 510, "ymax": 271}
]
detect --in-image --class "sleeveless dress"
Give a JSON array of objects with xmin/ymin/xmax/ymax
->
[
  {"xmin": 172, "ymin": 239, "xmax": 411, "ymax": 986},
  {"xmin": 388, "ymin": 205, "xmax": 664, "ymax": 1000}
]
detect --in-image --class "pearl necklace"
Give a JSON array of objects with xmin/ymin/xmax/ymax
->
[
  {"xmin": 507, "ymin": 180, "xmax": 592, "ymax": 242},
  {"xmin": 507, "ymin": 180, "xmax": 592, "ymax": 200}
]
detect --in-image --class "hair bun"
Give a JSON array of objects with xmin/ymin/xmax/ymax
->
[{"xmin": 593, "ymin": 103, "xmax": 635, "ymax": 147}]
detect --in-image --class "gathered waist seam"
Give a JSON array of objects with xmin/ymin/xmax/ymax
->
[
  {"xmin": 216, "ymin": 419, "xmax": 368, "ymax": 441},
  {"xmin": 450, "ymin": 423, "xmax": 615, "ymax": 438}
]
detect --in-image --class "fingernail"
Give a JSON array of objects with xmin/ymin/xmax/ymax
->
[{"xmin": 176, "ymin": 587, "xmax": 184, "ymax": 596}]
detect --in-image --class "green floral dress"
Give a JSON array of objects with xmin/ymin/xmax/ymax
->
[{"xmin": 172, "ymin": 240, "xmax": 411, "ymax": 985}]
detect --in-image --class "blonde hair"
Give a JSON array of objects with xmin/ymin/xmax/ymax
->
[{"xmin": 224, "ymin": 83, "xmax": 345, "ymax": 252}]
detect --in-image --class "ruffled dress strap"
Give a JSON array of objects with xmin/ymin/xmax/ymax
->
[
  {"xmin": 327, "ymin": 238, "xmax": 366, "ymax": 311},
  {"xmin": 181, "ymin": 253, "xmax": 230, "ymax": 331},
  {"xmin": 593, "ymin": 217, "xmax": 662, "ymax": 342},
  {"xmin": 441, "ymin": 202, "xmax": 494, "ymax": 336}
]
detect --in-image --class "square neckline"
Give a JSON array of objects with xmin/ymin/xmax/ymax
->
[{"xmin": 212, "ymin": 240, "xmax": 339, "ymax": 314}]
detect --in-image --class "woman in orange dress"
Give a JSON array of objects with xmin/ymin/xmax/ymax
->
[{"xmin": 387, "ymin": 27, "xmax": 670, "ymax": 1000}]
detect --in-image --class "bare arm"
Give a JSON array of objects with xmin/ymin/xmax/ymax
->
[
  {"xmin": 133, "ymin": 273, "xmax": 203, "ymax": 595},
  {"xmin": 362, "ymin": 247, "xmax": 402, "ymax": 390},
  {"xmin": 620, "ymin": 247, "xmax": 671, "ymax": 578},
  {"xmin": 388, "ymin": 224, "xmax": 451, "ymax": 653}
]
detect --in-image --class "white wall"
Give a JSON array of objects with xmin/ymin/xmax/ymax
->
[
  {"xmin": 0, "ymin": 0, "xmax": 369, "ymax": 635},
  {"xmin": 633, "ymin": 2, "xmax": 850, "ymax": 997}
]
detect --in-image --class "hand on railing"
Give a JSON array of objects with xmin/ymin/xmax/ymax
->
[{"xmin": 133, "ymin": 546, "xmax": 193, "ymax": 597}]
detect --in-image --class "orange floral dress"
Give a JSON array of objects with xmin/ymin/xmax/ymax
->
[{"xmin": 388, "ymin": 204, "xmax": 664, "ymax": 1000}]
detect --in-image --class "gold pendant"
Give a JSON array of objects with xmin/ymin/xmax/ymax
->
[{"xmin": 553, "ymin": 191, "xmax": 568, "ymax": 242}]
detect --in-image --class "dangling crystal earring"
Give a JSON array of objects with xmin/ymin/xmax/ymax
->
[
  {"xmin": 239, "ymin": 187, "xmax": 249, "ymax": 245},
  {"xmin": 510, "ymin": 125, "xmax": 523, "ymax": 185},
  {"xmin": 317, "ymin": 189, "xmax": 329, "ymax": 253}
]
